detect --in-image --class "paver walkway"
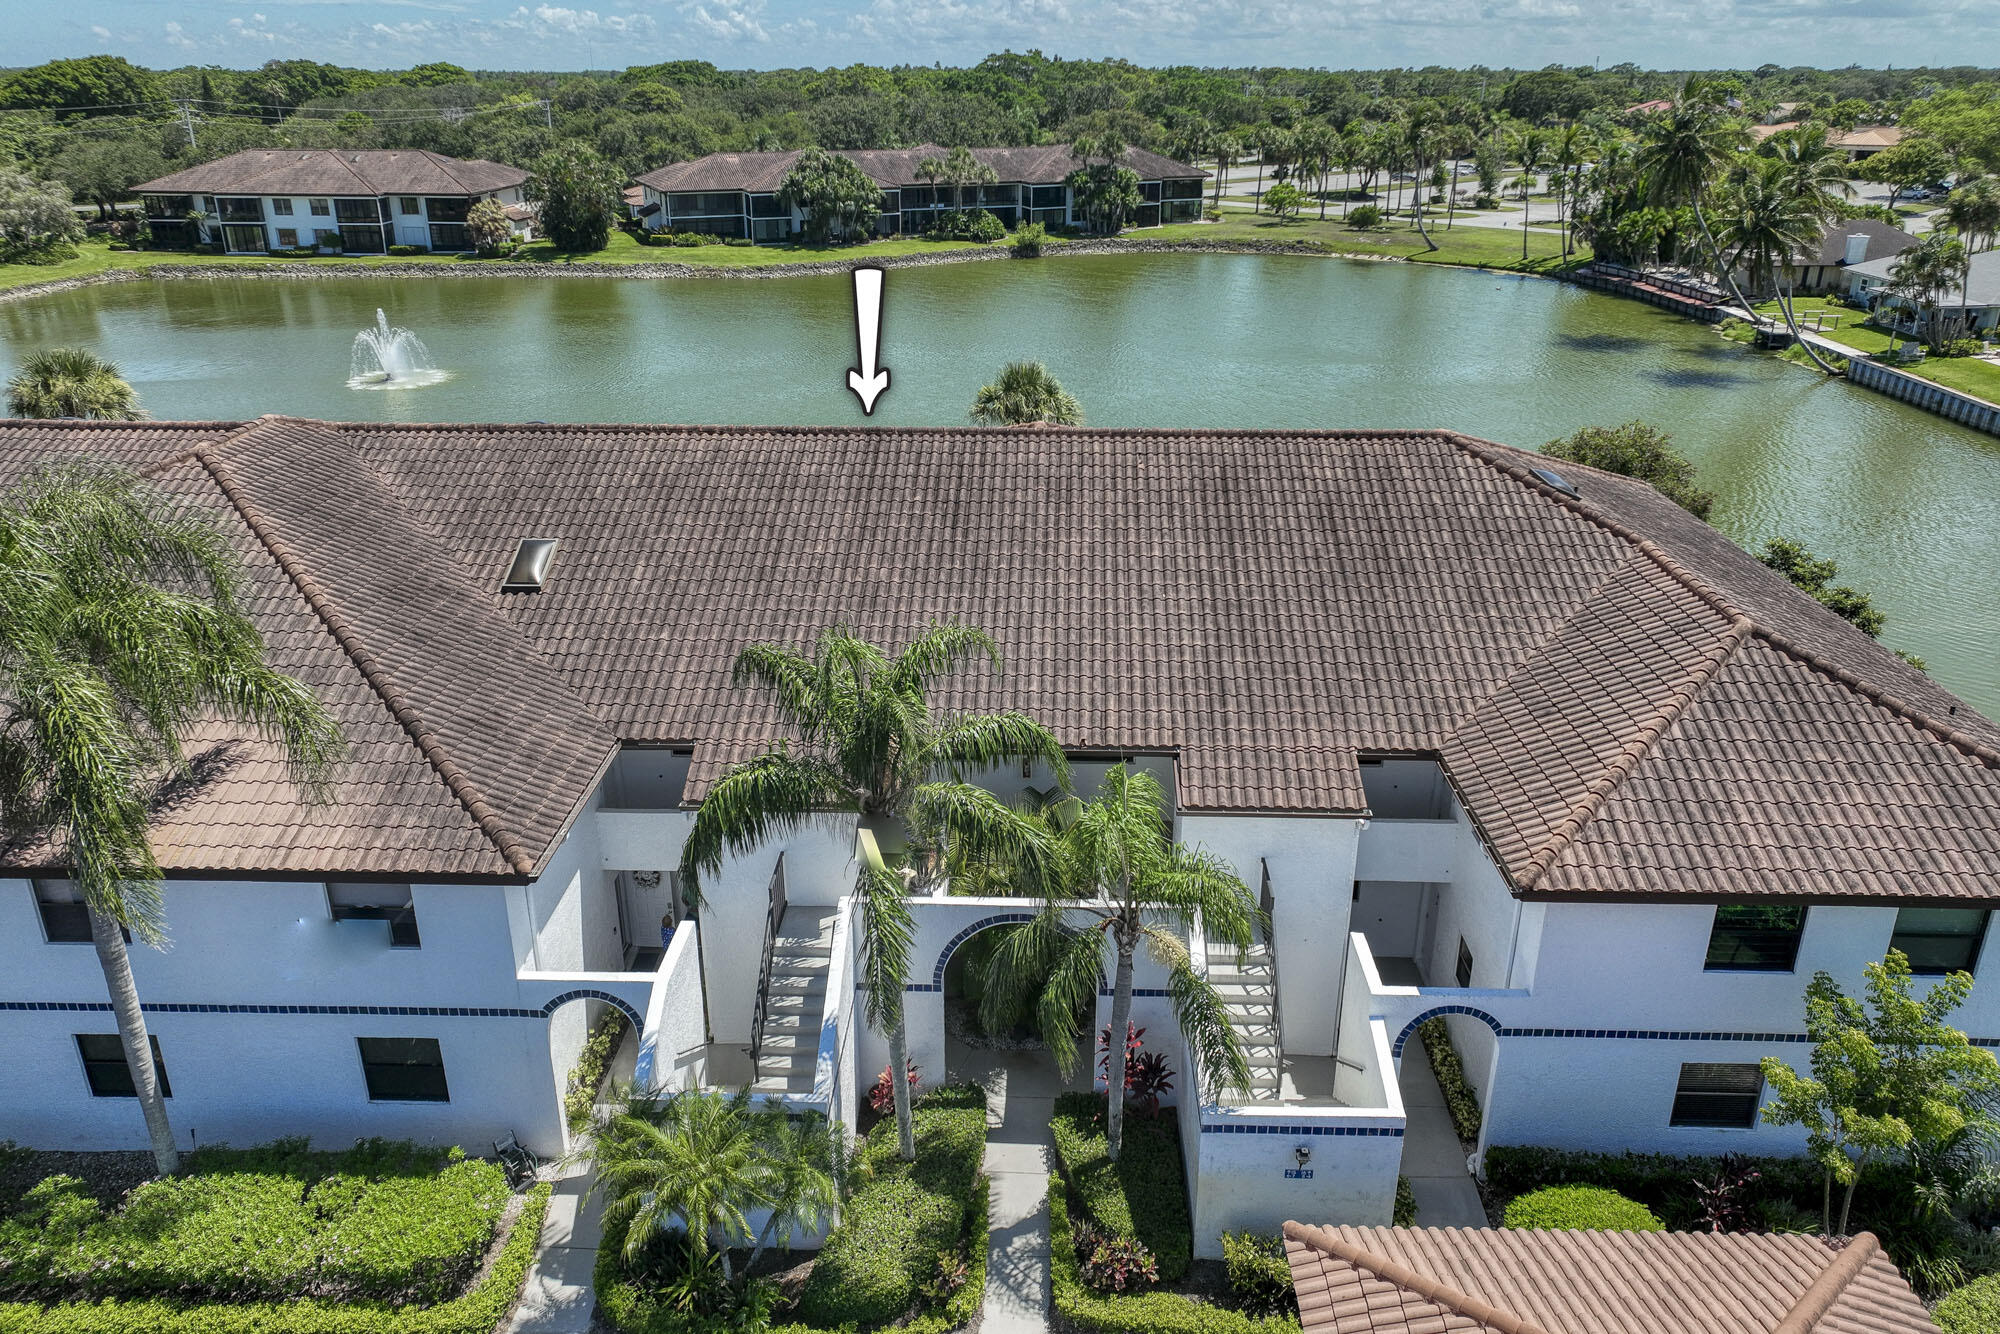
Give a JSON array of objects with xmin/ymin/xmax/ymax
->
[{"xmin": 1396, "ymin": 1041, "xmax": 1487, "ymax": 1228}]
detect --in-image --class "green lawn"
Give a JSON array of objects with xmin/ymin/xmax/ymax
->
[
  {"xmin": 1148, "ymin": 214, "xmax": 1580, "ymax": 272},
  {"xmin": 1751, "ymin": 297, "xmax": 2000, "ymax": 404}
]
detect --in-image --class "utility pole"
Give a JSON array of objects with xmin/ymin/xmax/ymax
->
[
  {"xmin": 179, "ymin": 98, "xmax": 199, "ymax": 152},
  {"xmin": 544, "ymin": 98, "xmax": 552, "ymax": 130}
]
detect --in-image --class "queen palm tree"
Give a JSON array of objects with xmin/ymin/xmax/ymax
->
[
  {"xmin": 1888, "ymin": 233, "xmax": 1970, "ymax": 354},
  {"xmin": 1513, "ymin": 128, "xmax": 1548, "ymax": 262},
  {"xmin": 0, "ymin": 461, "xmax": 344, "ymax": 1174},
  {"xmin": 970, "ymin": 360, "xmax": 1082, "ymax": 426},
  {"xmin": 7, "ymin": 347, "xmax": 144, "ymax": 420},
  {"xmin": 1714, "ymin": 156, "xmax": 1845, "ymax": 374},
  {"xmin": 678, "ymin": 622, "xmax": 1066, "ymax": 1160},
  {"xmin": 985, "ymin": 765, "xmax": 1257, "ymax": 1160},
  {"xmin": 1634, "ymin": 83, "xmax": 1754, "ymax": 309},
  {"xmin": 1942, "ymin": 179, "xmax": 2000, "ymax": 339}
]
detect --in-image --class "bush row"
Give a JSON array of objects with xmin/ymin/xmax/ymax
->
[
  {"xmin": 1049, "ymin": 1182, "xmax": 1298, "ymax": 1334},
  {"xmin": 1482, "ymin": 1145, "xmax": 1834, "ymax": 1232},
  {"xmin": 0, "ymin": 1182, "xmax": 548, "ymax": 1334},
  {"xmin": 0, "ymin": 1140, "xmax": 510, "ymax": 1306},
  {"xmin": 1416, "ymin": 1019, "xmax": 1481, "ymax": 1145},
  {"xmin": 1050, "ymin": 1092, "xmax": 1192, "ymax": 1282},
  {"xmin": 1938, "ymin": 1272, "xmax": 2000, "ymax": 1334},
  {"xmin": 565, "ymin": 1009, "xmax": 630, "ymax": 1133}
]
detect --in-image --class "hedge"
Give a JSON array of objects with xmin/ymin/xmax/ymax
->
[
  {"xmin": 565, "ymin": 1009, "xmax": 629, "ymax": 1133},
  {"xmin": 1483, "ymin": 1146, "xmax": 1841, "ymax": 1232},
  {"xmin": 1937, "ymin": 1273, "xmax": 2000, "ymax": 1334},
  {"xmin": 1050, "ymin": 1181, "xmax": 1298, "ymax": 1334},
  {"xmin": 1050, "ymin": 1092, "xmax": 1192, "ymax": 1282},
  {"xmin": 0, "ymin": 1140, "xmax": 510, "ymax": 1305},
  {"xmin": 0, "ymin": 1182, "xmax": 549, "ymax": 1334},
  {"xmin": 1501, "ymin": 1185, "xmax": 1662, "ymax": 1232},
  {"xmin": 1416, "ymin": 1019, "xmax": 1481, "ymax": 1145}
]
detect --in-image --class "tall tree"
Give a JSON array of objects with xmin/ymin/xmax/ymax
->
[
  {"xmin": 525, "ymin": 142, "xmax": 623, "ymax": 251},
  {"xmin": 1887, "ymin": 233, "xmax": 1970, "ymax": 354},
  {"xmin": 7, "ymin": 348, "xmax": 143, "ymax": 421},
  {"xmin": 970, "ymin": 360, "xmax": 1083, "ymax": 426},
  {"xmin": 1634, "ymin": 81, "xmax": 1755, "ymax": 309},
  {"xmin": 1942, "ymin": 179, "xmax": 2000, "ymax": 340},
  {"xmin": 1512, "ymin": 128, "xmax": 1548, "ymax": 262},
  {"xmin": 987, "ymin": 765, "xmax": 1257, "ymax": 1159},
  {"xmin": 0, "ymin": 462, "xmax": 344, "ymax": 1173},
  {"xmin": 776, "ymin": 146, "xmax": 884, "ymax": 244},
  {"xmin": 1713, "ymin": 156, "xmax": 1846, "ymax": 373},
  {"xmin": 678, "ymin": 623, "xmax": 1066, "ymax": 1160}
]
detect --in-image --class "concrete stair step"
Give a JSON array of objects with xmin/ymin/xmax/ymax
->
[
  {"xmin": 766, "ymin": 978, "xmax": 828, "ymax": 997},
  {"xmin": 758, "ymin": 1033, "xmax": 817, "ymax": 1054}
]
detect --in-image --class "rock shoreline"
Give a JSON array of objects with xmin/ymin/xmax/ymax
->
[{"xmin": 0, "ymin": 236, "xmax": 1427, "ymax": 305}]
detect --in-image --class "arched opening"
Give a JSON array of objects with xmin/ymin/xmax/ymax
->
[
  {"xmin": 931, "ymin": 916, "xmax": 1091, "ymax": 1121},
  {"xmin": 1391, "ymin": 1005, "xmax": 1502, "ymax": 1229},
  {"xmin": 542, "ymin": 988, "xmax": 646, "ymax": 1140}
]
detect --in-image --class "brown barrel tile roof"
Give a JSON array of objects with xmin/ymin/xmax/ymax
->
[
  {"xmin": 1282, "ymin": 1223, "xmax": 1937, "ymax": 1334},
  {"xmin": 1, "ymin": 417, "xmax": 1997, "ymax": 897},
  {"xmin": 137, "ymin": 150, "xmax": 529, "ymax": 198},
  {"xmin": 634, "ymin": 143, "xmax": 1204, "ymax": 194}
]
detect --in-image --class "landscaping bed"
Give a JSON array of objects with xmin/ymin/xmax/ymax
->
[{"xmin": 1050, "ymin": 1092, "xmax": 1193, "ymax": 1281}]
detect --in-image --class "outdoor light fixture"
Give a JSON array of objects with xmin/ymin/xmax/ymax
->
[{"xmin": 1294, "ymin": 1144, "xmax": 1311, "ymax": 1167}]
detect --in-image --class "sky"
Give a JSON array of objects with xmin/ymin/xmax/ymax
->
[{"xmin": 18, "ymin": 0, "xmax": 2000, "ymax": 73}]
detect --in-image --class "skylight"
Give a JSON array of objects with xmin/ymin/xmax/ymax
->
[
  {"xmin": 1529, "ymin": 467, "xmax": 1580, "ymax": 498},
  {"xmin": 501, "ymin": 538, "xmax": 559, "ymax": 592}
]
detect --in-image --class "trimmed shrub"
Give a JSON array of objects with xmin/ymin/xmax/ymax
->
[
  {"xmin": 1220, "ymin": 1232, "xmax": 1295, "ymax": 1316},
  {"xmin": 1417, "ymin": 1019, "xmax": 1481, "ymax": 1145},
  {"xmin": 0, "ymin": 1182, "xmax": 549, "ymax": 1334},
  {"xmin": 1482, "ymin": 1146, "xmax": 1836, "ymax": 1232},
  {"xmin": 1938, "ymin": 1272, "xmax": 2000, "ymax": 1333},
  {"xmin": 1393, "ymin": 1176, "xmax": 1417, "ymax": 1227},
  {"xmin": 640, "ymin": 232, "xmax": 675, "ymax": 246},
  {"xmin": 1050, "ymin": 1181, "xmax": 1299, "ymax": 1334},
  {"xmin": 723, "ymin": 237, "xmax": 754, "ymax": 247},
  {"xmin": 388, "ymin": 244, "xmax": 428, "ymax": 257},
  {"xmin": 790, "ymin": 1085, "xmax": 987, "ymax": 1330},
  {"xmin": 1346, "ymin": 204, "xmax": 1383, "ymax": 229},
  {"xmin": 1012, "ymin": 222, "xmax": 1049, "ymax": 257},
  {"xmin": 1051, "ymin": 1091, "xmax": 1192, "ymax": 1281},
  {"xmin": 564, "ymin": 1009, "xmax": 629, "ymax": 1133},
  {"xmin": 1502, "ymin": 1185, "xmax": 1663, "ymax": 1232}
]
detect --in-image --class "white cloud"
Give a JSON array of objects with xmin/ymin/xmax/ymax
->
[
  {"xmin": 90, "ymin": 24, "xmax": 111, "ymax": 38},
  {"xmin": 162, "ymin": 20, "xmax": 198, "ymax": 50},
  {"xmin": 502, "ymin": 5, "xmax": 655, "ymax": 35},
  {"xmin": 685, "ymin": 1, "xmax": 773, "ymax": 41}
]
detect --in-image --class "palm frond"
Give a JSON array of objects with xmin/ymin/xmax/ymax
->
[
  {"xmin": 908, "ymin": 779, "xmax": 1063, "ymax": 897},
  {"xmin": 678, "ymin": 748, "xmax": 852, "ymax": 903},
  {"xmin": 928, "ymin": 711, "xmax": 1070, "ymax": 786},
  {"xmin": 1035, "ymin": 917, "xmax": 1110, "ymax": 1076},
  {"xmin": 887, "ymin": 620, "xmax": 1002, "ymax": 695},
  {"xmin": 1154, "ymin": 928, "xmax": 1251, "ymax": 1096},
  {"xmin": 856, "ymin": 861, "xmax": 915, "ymax": 1031},
  {"xmin": 730, "ymin": 642, "xmax": 827, "ymax": 739}
]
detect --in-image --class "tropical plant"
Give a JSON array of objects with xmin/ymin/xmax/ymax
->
[
  {"xmin": 915, "ymin": 144, "xmax": 997, "ymax": 215},
  {"xmin": 0, "ymin": 462, "xmax": 344, "ymax": 1173},
  {"xmin": 984, "ymin": 765, "xmax": 1257, "ymax": 1158},
  {"xmin": 970, "ymin": 359, "xmax": 1083, "ymax": 426},
  {"xmin": 1347, "ymin": 203, "xmax": 1383, "ymax": 229},
  {"xmin": 869, "ymin": 1061, "xmax": 921, "ymax": 1115},
  {"xmin": 778, "ymin": 146, "xmax": 885, "ymax": 244},
  {"xmin": 1210, "ymin": 134, "xmax": 1238, "ymax": 213},
  {"xmin": 1942, "ymin": 179, "xmax": 2000, "ymax": 337},
  {"xmin": 0, "ymin": 171, "xmax": 85, "ymax": 262},
  {"xmin": 463, "ymin": 196, "xmax": 512, "ymax": 256},
  {"xmin": 1260, "ymin": 180, "xmax": 1306, "ymax": 220},
  {"xmin": 1691, "ymin": 1155, "xmax": 1764, "ymax": 1233},
  {"xmin": 6, "ymin": 347, "xmax": 144, "ymax": 421},
  {"xmin": 1012, "ymin": 221, "xmax": 1049, "ymax": 257},
  {"xmin": 1760, "ymin": 951, "xmax": 2000, "ymax": 1237},
  {"xmin": 678, "ymin": 622, "xmax": 1067, "ymax": 1160},
  {"xmin": 1888, "ymin": 232, "xmax": 1971, "ymax": 353},
  {"xmin": 1757, "ymin": 537, "xmax": 1887, "ymax": 638},
  {"xmin": 1544, "ymin": 423, "xmax": 1716, "ymax": 518},
  {"xmin": 1066, "ymin": 133, "xmax": 1142, "ymax": 235},
  {"xmin": 1714, "ymin": 150, "xmax": 1845, "ymax": 372},
  {"xmin": 1633, "ymin": 81, "xmax": 1753, "ymax": 308},
  {"xmin": 1294, "ymin": 122, "xmax": 1338, "ymax": 221},
  {"xmin": 524, "ymin": 142, "xmax": 623, "ymax": 252},
  {"xmin": 1512, "ymin": 127, "xmax": 1548, "ymax": 262},
  {"xmin": 1076, "ymin": 1223, "xmax": 1159, "ymax": 1293},
  {"xmin": 587, "ymin": 1087, "xmax": 841, "ymax": 1279}
]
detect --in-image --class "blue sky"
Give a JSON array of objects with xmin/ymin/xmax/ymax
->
[{"xmin": 22, "ymin": 0, "xmax": 2000, "ymax": 72}]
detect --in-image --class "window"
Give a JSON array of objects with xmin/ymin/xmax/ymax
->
[
  {"xmin": 1670, "ymin": 1062, "xmax": 1762, "ymax": 1128},
  {"xmin": 200, "ymin": 196, "xmax": 216, "ymax": 214},
  {"xmin": 427, "ymin": 222, "xmax": 470, "ymax": 252},
  {"xmin": 1704, "ymin": 904, "xmax": 1806, "ymax": 971},
  {"xmin": 33, "ymin": 878, "xmax": 94, "ymax": 942},
  {"xmin": 1455, "ymin": 938, "xmax": 1474, "ymax": 988},
  {"xmin": 309, "ymin": 197, "xmax": 331, "ymax": 216},
  {"xmin": 271, "ymin": 197, "xmax": 293, "ymax": 215},
  {"xmin": 400, "ymin": 196, "xmax": 420, "ymax": 215},
  {"xmin": 276, "ymin": 228, "xmax": 298, "ymax": 248},
  {"xmin": 425, "ymin": 197, "xmax": 470, "ymax": 222},
  {"xmin": 328, "ymin": 882, "xmax": 421, "ymax": 947},
  {"xmin": 1890, "ymin": 908, "xmax": 1989, "ymax": 976},
  {"xmin": 358, "ymin": 1037, "xmax": 448, "ymax": 1102},
  {"xmin": 338, "ymin": 224, "xmax": 386, "ymax": 254},
  {"xmin": 77, "ymin": 1033, "xmax": 170, "ymax": 1098}
]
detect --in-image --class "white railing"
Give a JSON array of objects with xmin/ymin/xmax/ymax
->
[{"xmin": 1353, "ymin": 818, "xmax": 1457, "ymax": 882}]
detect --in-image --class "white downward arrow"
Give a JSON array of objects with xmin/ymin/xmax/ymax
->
[{"xmin": 846, "ymin": 266, "xmax": 890, "ymax": 415}]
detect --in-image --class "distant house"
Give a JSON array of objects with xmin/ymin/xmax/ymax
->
[
  {"xmin": 1731, "ymin": 217, "xmax": 1918, "ymax": 296},
  {"xmin": 1750, "ymin": 121, "xmax": 1906, "ymax": 161},
  {"xmin": 632, "ymin": 144, "xmax": 1207, "ymax": 242},
  {"xmin": 1622, "ymin": 98, "xmax": 1674, "ymax": 116},
  {"xmin": 135, "ymin": 150, "xmax": 533, "ymax": 255},
  {"xmin": 1847, "ymin": 246, "xmax": 2000, "ymax": 333}
]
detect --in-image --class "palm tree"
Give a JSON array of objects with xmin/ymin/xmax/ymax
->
[
  {"xmin": 1294, "ymin": 123, "xmax": 1337, "ymax": 222},
  {"xmin": 0, "ymin": 462, "xmax": 344, "ymax": 1174},
  {"xmin": 678, "ymin": 622, "xmax": 1066, "ymax": 1160},
  {"xmin": 1513, "ymin": 128, "xmax": 1548, "ymax": 263},
  {"xmin": 1888, "ymin": 233, "xmax": 1970, "ymax": 354},
  {"xmin": 1550, "ymin": 122, "xmax": 1589, "ymax": 256},
  {"xmin": 1333, "ymin": 126, "xmax": 1360, "ymax": 220},
  {"xmin": 1406, "ymin": 117, "xmax": 1445, "ymax": 251},
  {"xmin": 589, "ymin": 1087, "xmax": 841, "ymax": 1279},
  {"xmin": 1211, "ymin": 134, "xmax": 1238, "ymax": 214},
  {"xmin": 1714, "ymin": 156, "xmax": 1845, "ymax": 374},
  {"xmin": 970, "ymin": 360, "xmax": 1082, "ymax": 426},
  {"xmin": 7, "ymin": 347, "xmax": 144, "ymax": 420},
  {"xmin": 1634, "ymin": 83, "xmax": 1754, "ymax": 309},
  {"xmin": 1943, "ymin": 179, "xmax": 2000, "ymax": 340},
  {"xmin": 986, "ymin": 765, "xmax": 1257, "ymax": 1160}
]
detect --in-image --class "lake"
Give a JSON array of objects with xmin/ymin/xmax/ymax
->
[{"xmin": 5, "ymin": 252, "xmax": 1998, "ymax": 718}]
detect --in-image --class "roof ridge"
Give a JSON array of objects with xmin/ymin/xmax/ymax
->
[
  {"xmin": 1445, "ymin": 431, "xmax": 2000, "ymax": 773},
  {"xmin": 420, "ymin": 149, "xmax": 474, "ymax": 194},
  {"xmin": 1772, "ymin": 1233, "xmax": 1880, "ymax": 1334},
  {"xmin": 1283, "ymin": 1224, "xmax": 1550, "ymax": 1334},
  {"xmin": 191, "ymin": 431, "xmax": 536, "ymax": 877}
]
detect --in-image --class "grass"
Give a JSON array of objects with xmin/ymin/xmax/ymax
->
[
  {"xmin": 1149, "ymin": 214, "xmax": 1580, "ymax": 273},
  {"xmin": 1750, "ymin": 296, "xmax": 2000, "ymax": 403},
  {"xmin": 1049, "ymin": 1092, "xmax": 1193, "ymax": 1282}
]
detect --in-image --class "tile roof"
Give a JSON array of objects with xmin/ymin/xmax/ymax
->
[
  {"xmin": 1848, "ymin": 247, "xmax": 2000, "ymax": 308},
  {"xmin": 137, "ymin": 150, "xmax": 529, "ymax": 198},
  {"xmin": 1, "ymin": 418, "xmax": 1997, "ymax": 898},
  {"xmin": 1283, "ymin": 1223, "xmax": 1937, "ymax": 1334},
  {"xmin": 1802, "ymin": 218, "xmax": 1917, "ymax": 267},
  {"xmin": 633, "ymin": 143, "xmax": 1205, "ymax": 195}
]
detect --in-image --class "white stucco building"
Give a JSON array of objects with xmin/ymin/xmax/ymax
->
[{"xmin": 4, "ymin": 416, "xmax": 1997, "ymax": 1258}]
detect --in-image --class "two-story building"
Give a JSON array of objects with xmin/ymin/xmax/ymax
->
[
  {"xmin": 2, "ymin": 416, "xmax": 1996, "ymax": 1256},
  {"xmin": 632, "ymin": 144, "xmax": 1206, "ymax": 241},
  {"xmin": 135, "ymin": 150, "xmax": 533, "ymax": 254}
]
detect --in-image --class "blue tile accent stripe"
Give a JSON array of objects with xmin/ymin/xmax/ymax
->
[
  {"xmin": 1497, "ymin": 1028, "xmax": 1819, "ymax": 1044},
  {"xmin": 1200, "ymin": 1122, "xmax": 1404, "ymax": 1136},
  {"xmin": 915, "ymin": 912, "xmax": 1038, "ymax": 991},
  {"xmin": 540, "ymin": 989, "xmax": 645, "ymax": 1028},
  {"xmin": 1390, "ymin": 1005, "xmax": 1504, "ymax": 1059},
  {"xmin": 1, "ymin": 999, "xmax": 547, "ymax": 1018}
]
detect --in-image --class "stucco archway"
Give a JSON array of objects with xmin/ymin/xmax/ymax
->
[
  {"xmin": 540, "ymin": 987, "xmax": 645, "ymax": 1030},
  {"xmin": 1390, "ymin": 1004, "xmax": 1502, "ymax": 1061}
]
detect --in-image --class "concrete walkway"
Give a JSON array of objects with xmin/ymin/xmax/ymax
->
[
  {"xmin": 503, "ymin": 1157, "xmax": 605, "ymax": 1334},
  {"xmin": 1396, "ymin": 1041, "xmax": 1487, "ymax": 1228}
]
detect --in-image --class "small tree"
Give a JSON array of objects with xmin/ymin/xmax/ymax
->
[
  {"xmin": 777, "ymin": 147, "xmax": 883, "ymax": 244},
  {"xmin": 464, "ymin": 197, "xmax": 512, "ymax": 256},
  {"xmin": 970, "ymin": 360, "xmax": 1082, "ymax": 426},
  {"xmin": 1543, "ymin": 421, "xmax": 1715, "ymax": 519},
  {"xmin": 525, "ymin": 143, "xmax": 623, "ymax": 253},
  {"xmin": 1761, "ymin": 952, "xmax": 2000, "ymax": 1237},
  {"xmin": 0, "ymin": 171, "xmax": 85, "ymax": 262},
  {"xmin": 1067, "ymin": 133, "xmax": 1141, "ymax": 235},
  {"xmin": 7, "ymin": 348, "xmax": 143, "ymax": 421},
  {"xmin": 1758, "ymin": 537, "xmax": 1886, "ymax": 638},
  {"xmin": 1262, "ymin": 181, "xmax": 1306, "ymax": 221}
]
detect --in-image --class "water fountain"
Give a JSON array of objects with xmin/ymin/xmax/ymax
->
[{"xmin": 347, "ymin": 309, "xmax": 447, "ymax": 389}]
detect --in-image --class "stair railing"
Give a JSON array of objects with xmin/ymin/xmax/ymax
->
[
  {"xmin": 1258, "ymin": 857, "xmax": 1282, "ymax": 1062},
  {"xmin": 747, "ymin": 853, "xmax": 788, "ymax": 1068}
]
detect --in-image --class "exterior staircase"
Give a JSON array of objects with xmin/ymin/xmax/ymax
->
[
  {"xmin": 1207, "ymin": 938, "xmax": 1281, "ymax": 1102},
  {"xmin": 750, "ymin": 906, "xmax": 838, "ymax": 1096}
]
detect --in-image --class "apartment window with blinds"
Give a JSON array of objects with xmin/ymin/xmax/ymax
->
[
  {"xmin": 1890, "ymin": 908, "xmax": 1989, "ymax": 976},
  {"xmin": 309, "ymin": 197, "xmax": 331, "ymax": 216},
  {"xmin": 271, "ymin": 197, "xmax": 294, "ymax": 215},
  {"xmin": 1669, "ymin": 1062, "xmax": 1762, "ymax": 1128},
  {"xmin": 78, "ymin": 1034, "xmax": 171, "ymax": 1098},
  {"xmin": 401, "ymin": 197, "xmax": 421, "ymax": 215},
  {"xmin": 328, "ymin": 882, "xmax": 421, "ymax": 947},
  {"xmin": 358, "ymin": 1037, "xmax": 449, "ymax": 1102},
  {"xmin": 1704, "ymin": 904, "xmax": 1807, "ymax": 971}
]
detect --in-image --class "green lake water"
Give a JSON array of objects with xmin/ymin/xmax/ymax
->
[{"xmin": 5, "ymin": 252, "xmax": 1998, "ymax": 718}]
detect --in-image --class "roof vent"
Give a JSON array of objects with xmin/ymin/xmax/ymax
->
[
  {"xmin": 501, "ymin": 538, "xmax": 559, "ymax": 592},
  {"xmin": 1529, "ymin": 467, "xmax": 1580, "ymax": 498}
]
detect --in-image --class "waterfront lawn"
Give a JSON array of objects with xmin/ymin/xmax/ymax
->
[
  {"xmin": 1148, "ymin": 214, "xmax": 1580, "ymax": 273},
  {"xmin": 1751, "ymin": 297, "xmax": 2000, "ymax": 404}
]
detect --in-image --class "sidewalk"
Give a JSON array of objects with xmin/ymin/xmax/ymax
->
[
  {"xmin": 1395, "ymin": 1041, "xmax": 1486, "ymax": 1228},
  {"xmin": 503, "ymin": 1159, "xmax": 604, "ymax": 1334}
]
